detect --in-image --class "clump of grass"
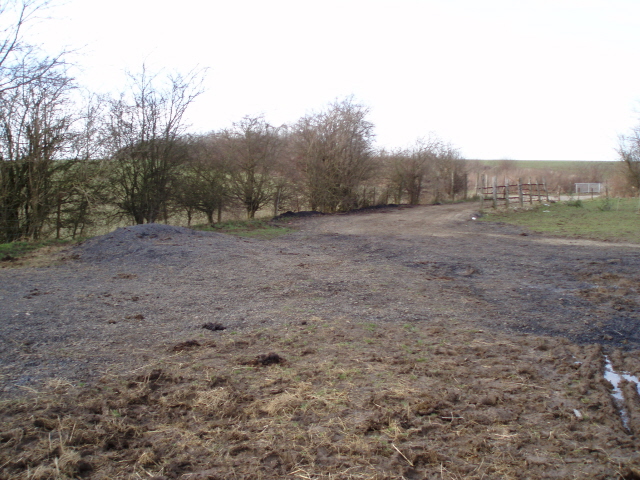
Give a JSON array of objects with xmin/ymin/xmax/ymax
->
[
  {"xmin": 597, "ymin": 197, "xmax": 615, "ymax": 211},
  {"xmin": 192, "ymin": 219, "xmax": 294, "ymax": 239},
  {"xmin": 0, "ymin": 238, "xmax": 75, "ymax": 262}
]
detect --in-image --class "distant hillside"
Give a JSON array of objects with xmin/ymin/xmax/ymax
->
[
  {"xmin": 465, "ymin": 160, "xmax": 625, "ymax": 195},
  {"xmin": 467, "ymin": 160, "xmax": 616, "ymax": 171}
]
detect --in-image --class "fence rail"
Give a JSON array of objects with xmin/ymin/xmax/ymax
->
[{"xmin": 477, "ymin": 175, "xmax": 549, "ymax": 208}]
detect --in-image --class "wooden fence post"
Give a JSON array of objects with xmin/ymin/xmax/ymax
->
[
  {"xmin": 518, "ymin": 178, "xmax": 524, "ymax": 207},
  {"xmin": 475, "ymin": 173, "xmax": 479, "ymax": 199},
  {"xmin": 492, "ymin": 176, "xmax": 498, "ymax": 209},
  {"xmin": 505, "ymin": 177, "xmax": 510, "ymax": 208},
  {"xmin": 464, "ymin": 173, "xmax": 468, "ymax": 200},
  {"xmin": 451, "ymin": 171, "xmax": 455, "ymax": 201},
  {"xmin": 543, "ymin": 178, "xmax": 549, "ymax": 203}
]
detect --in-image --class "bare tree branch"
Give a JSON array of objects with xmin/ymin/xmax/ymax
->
[
  {"xmin": 293, "ymin": 97, "xmax": 375, "ymax": 212},
  {"xmin": 106, "ymin": 66, "xmax": 206, "ymax": 224},
  {"xmin": 0, "ymin": 0, "xmax": 67, "ymax": 95}
]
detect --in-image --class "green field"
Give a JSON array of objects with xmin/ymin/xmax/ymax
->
[
  {"xmin": 469, "ymin": 160, "xmax": 617, "ymax": 171},
  {"xmin": 481, "ymin": 197, "xmax": 640, "ymax": 243}
]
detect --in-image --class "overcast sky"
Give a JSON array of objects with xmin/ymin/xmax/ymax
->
[{"xmin": 29, "ymin": 0, "xmax": 640, "ymax": 160}]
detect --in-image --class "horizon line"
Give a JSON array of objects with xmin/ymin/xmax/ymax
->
[{"xmin": 466, "ymin": 159, "xmax": 618, "ymax": 162}]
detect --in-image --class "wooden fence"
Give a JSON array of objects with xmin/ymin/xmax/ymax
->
[{"xmin": 477, "ymin": 175, "xmax": 549, "ymax": 209}]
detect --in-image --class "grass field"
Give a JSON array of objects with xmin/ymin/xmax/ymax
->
[
  {"xmin": 480, "ymin": 197, "xmax": 640, "ymax": 243},
  {"xmin": 470, "ymin": 159, "xmax": 617, "ymax": 171}
]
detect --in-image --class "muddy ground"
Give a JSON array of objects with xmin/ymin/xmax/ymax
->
[{"xmin": 2, "ymin": 203, "xmax": 640, "ymax": 479}]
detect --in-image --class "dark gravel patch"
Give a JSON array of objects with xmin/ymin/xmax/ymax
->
[{"xmin": 76, "ymin": 223, "xmax": 235, "ymax": 264}]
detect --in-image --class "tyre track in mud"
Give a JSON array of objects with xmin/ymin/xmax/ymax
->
[{"xmin": 290, "ymin": 203, "xmax": 640, "ymax": 348}]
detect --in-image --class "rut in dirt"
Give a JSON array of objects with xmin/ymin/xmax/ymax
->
[{"xmin": 289, "ymin": 203, "xmax": 640, "ymax": 350}]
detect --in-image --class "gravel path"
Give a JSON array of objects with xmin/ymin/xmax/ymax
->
[{"xmin": 2, "ymin": 203, "xmax": 640, "ymax": 398}]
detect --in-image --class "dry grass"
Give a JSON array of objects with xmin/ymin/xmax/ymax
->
[
  {"xmin": 0, "ymin": 243, "xmax": 73, "ymax": 269},
  {"xmin": 2, "ymin": 319, "xmax": 640, "ymax": 479}
]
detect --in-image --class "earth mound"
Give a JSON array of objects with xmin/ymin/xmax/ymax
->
[{"xmin": 74, "ymin": 223, "xmax": 232, "ymax": 264}]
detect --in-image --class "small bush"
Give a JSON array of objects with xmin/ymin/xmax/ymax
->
[
  {"xmin": 565, "ymin": 199, "xmax": 583, "ymax": 208},
  {"xmin": 598, "ymin": 198, "xmax": 613, "ymax": 211}
]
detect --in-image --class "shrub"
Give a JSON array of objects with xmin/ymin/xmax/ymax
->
[{"xmin": 598, "ymin": 198, "xmax": 614, "ymax": 211}]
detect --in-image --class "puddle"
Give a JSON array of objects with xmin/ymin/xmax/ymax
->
[{"xmin": 603, "ymin": 355, "xmax": 640, "ymax": 430}]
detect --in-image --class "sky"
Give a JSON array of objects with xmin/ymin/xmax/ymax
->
[{"xmin": 24, "ymin": 0, "xmax": 640, "ymax": 160}]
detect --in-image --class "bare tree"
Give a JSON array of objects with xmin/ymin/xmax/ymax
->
[
  {"xmin": 431, "ymin": 143, "xmax": 466, "ymax": 202},
  {"xmin": 0, "ymin": 65, "xmax": 75, "ymax": 241},
  {"xmin": 0, "ymin": 0, "xmax": 77, "ymax": 242},
  {"xmin": 46, "ymin": 92, "xmax": 113, "ymax": 239},
  {"xmin": 618, "ymin": 127, "xmax": 640, "ymax": 193},
  {"xmin": 271, "ymin": 128, "xmax": 307, "ymax": 214},
  {"xmin": 105, "ymin": 66, "xmax": 205, "ymax": 224},
  {"xmin": 71, "ymin": 91, "xmax": 109, "ymax": 162},
  {"xmin": 293, "ymin": 97, "xmax": 375, "ymax": 212},
  {"xmin": 221, "ymin": 116, "xmax": 282, "ymax": 219},
  {"xmin": 384, "ymin": 139, "xmax": 440, "ymax": 205},
  {"xmin": 380, "ymin": 136, "xmax": 465, "ymax": 205},
  {"xmin": 51, "ymin": 156, "xmax": 111, "ymax": 239},
  {"xmin": 174, "ymin": 133, "xmax": 229, "ymax": 226},
  {"xmin": 0, "ymin": 0, "xmax": 66, "ymax": 95}
]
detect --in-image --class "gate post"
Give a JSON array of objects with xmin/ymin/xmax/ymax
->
[
  {"xmin": 543, "ymin": 178, "xmax": 549, "ymax": 203},
  {"xmin": 505, "ymin": 177, "xmax": 510, "ymax": 208},
  {"xmin": 518, "ymin": 178, "xmax": 524, "ymax": 207},
  {"xmin": 536, "ymin": 179, "xmax": 541, "ymax": 202},
  {"xmin": 492, "ymin": 176, "xmax": 498, "ymax": 209}
]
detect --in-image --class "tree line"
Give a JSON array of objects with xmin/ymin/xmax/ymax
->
[{"xmin": 0, "ymin": 1, "xmax": 465, "ymax": 243}]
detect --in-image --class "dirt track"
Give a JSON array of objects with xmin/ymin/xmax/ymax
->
[
  {"xmin": 295, "ymin": 203, "xmax": 640, "ymax": 346},
  {"xmin": 2, "ymin": 202, "xmax": 640, "ymax": 396},
  {"xmin": 3, "ymin": 203, "xmax": 640, "ymax": 479}
]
